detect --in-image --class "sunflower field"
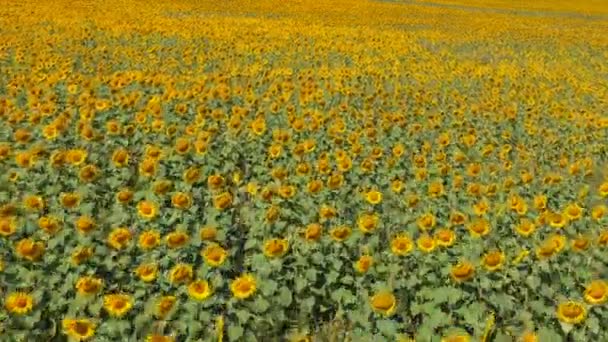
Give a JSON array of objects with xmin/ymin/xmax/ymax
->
[{"xmin": 0, "ymin": 0, "xmax": 607, "ymax": 341}]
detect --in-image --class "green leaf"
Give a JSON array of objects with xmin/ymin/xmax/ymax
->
[
  {"xmin": 277, "ymin": 286, "xmax": 292, "ymax": 307},
  {"xmin": 259, "ymin": 279, "xmax": 278, "ymax": 296},
  {"xmin": 376, "ymin": 319, "xmax": 398, "ymax": 337},
  {"xmin": 252, "ymin": 297, "xmax": 270, "ymax": 313},
  {"xmin": 537, "ymin": 327, "xmax": 563, "ymax": 342},
  {"xmin": 228, "ymin": 324, "xmax": 244, "ymax": 340},
  {"xmin": 559, "ymin": 321, "xmax": 574, "ymax": 334}
]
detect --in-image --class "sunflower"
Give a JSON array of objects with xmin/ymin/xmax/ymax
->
[
  {"xmin": 417, "ymin": 234, "xmax": 435, "ymax": 253},
  {"xmin": 188, "ymin": 279, "xmax": 212, "ymax": 301},
  {"xmin": 450, "ymin": 261, "xmax": 475, "ymax": 282},
  {"xmin": 15, "ymin": 238, "xmax": 45, "ymax": 261},
  {"xmin": 103, "ymin": 294, "xmax": 133, "ymax": 317},
  {"xmin": 23, "ymin": 195, "xmax": 44, "ymax": 211},
  {"xmin": 598, "ymin": 230, "xmax": 608, "ymax": 247},
  {"xmin": 263, "ymin": 238, "xmax": 289, "ymax": 258},
  {"xmin": 250, "ymin": 117, "xmax": 267, "ymax": 136},
  {"xmin": 79, "ymin": 164, "xmax": 99, "ymax": 182},
  {"xmin": 549, "ymin": 234, "xmax": 567, "ymax": 252},
  {"xmin": 329, "ymin": 226, "xmax": 351, "ymax": 242},
  {"xmin": 467, "ymin": 218, "xmax": 491, "ymax": 238},
  {"xmin": 428, "ymin": 181, "xmax": 444, "ymax": 197},
  {"xmin": 71, "ymin": 246, "xmax": 93, "ymax": 265},
  {"xmin": 564, "ymin": 203, "xmax": 583, "ymax": 220},
  {"xmin": 584, "ymin": 280, "xmax": 608, "ymax": 304},
  {"xmin": 138, "ymin": 230, "xmax": 161, "ymax": 250},
  {"xmin": 289, "ymin": 333, "xmax": 311, "ymax": 342},
  {"xmin": 111, "ymin": 148, "xmax": 129, "ymax": 168},
  {"xmin": 213, "ymin": 192, "xmax": 233, "ymax": 210},
  {"xmin": 146, "ymin": 335, "xmax": 174, "ymax": 342},
  {"xmin": 515, "ymin": 219, "xmax": 535, "ymax": 237},
  {"xmin": 15, "ymin": 152, "xmax": 34, "ymax": 168},
  {"xmin": 200, "ymin": 226, "xmax": 218, "ymax": 241},
  {"xmin": 307, "ymin": 179, "xmax": 323, "ymax": 193},
  {"xmin": 357, "ymin": 213, "xmax": 379, "ymax": 234},
  {"xmin": 599, "ymin": 182, "xmax": 608, "ymax": 197},
  {"xmin": 417, "ymin": 213, "xmax": 436, "ymax": 231},
  {"xmin": 231, "ymin": 274, "xmax": 257, "ymax": 299},
  {"xmin": 327, "ymin": 173, "xmax": 344, "ymax": 190},
  {"xmin": 116, "ymin": 189, "xmax": 133, "ymax": 204},
  {"xmin": 265, "ymin": 206, "xmax": 281, "ymax": 222},
  {"xmin": 319, "ymin": 205, "xmax": 337, "ymax": 220},
  {"xmin": 536, "ymin": 239, "xmax": 558, "ymax": 259},
  {"xmin": 202, "ymin": 244, "xmax": 228, "ymax": 267},
  {"xmin": 171, "ymin": 192, "xmax": 192, "ymax": 210},
  {"xmin": 556, "ymin": 301, "xmax": 586, "ymax": 324},
  {"xmin": 207, "ymin": 174, "xmax": 225, "ymax": 190},
  {"xmin": 365, "ymin": 190, "xmax": 382, "ymax": 205},
  {"xmin": 591, "ymin": 205, "xmax": 607, "ymax": 221},
  {"xmin": 135, "ymin": 263, "xmax": 158, "ymax": 282},
  {"xmin": 472, "ymin": 199, "xmax": 490, "ymax": 216},
  {"xmin": 153, "ymin": 180, "xmax": 173, "ymax": 195},
  {"xmin": 441, "ymin": 333, "xmax": 471, "ymax": 342},
  {"xmin": 75, "ymin": 276, "xmax": 103, "ymax": 296},
  {"xmin": 434, "ymin": 229, "xmax": 456, "ymax": 247},
  {"xmin": 548, "ymin": 212, "xmax": 568, "ymax": 228},
  {"xmin": 355, "ymin": 255, "xmax": 373, "ymax": 273},
  {"xmin": 449, "ymin": 211, "xmax": 467, "ymax": 226},
  {"xmin": 60, "ymin": 192, "xmax": 81, "ymax": 209},
  {"xmin": 75, "ymin": 216, "xmax": 96, "ymax": 234},
  {"xmin": 36, "ymin": 215, "xmax": 61, "ymax": 235},
  {"xmin": 5, "ymin": 292, "xmax": 33, "ymax": 315},
  {"xmin": 165, "ymin": 231, "xmax": 189, "ymax": 249},
  {"xmin": 482, "ymin": 250, "xmax": 505, "ymax": 271},
  {"xmin": 137, "ymin": 200, "xmax": 158, "ymax": 220},
  {"xmin": 391, "ymin": 179, "xmax": 404, "ymax": 193},
  {"xmin": 107, "ymin": 227, "xmax": 132, "ymax": 250},
  {"xmin": 370, "ymin": 291, "xmax": 397, "ymax": 316},
  {"xmin": 155, "ymin": 295, "xmax": 177, "ymax": 318},
  {"xmin": 278, "ymin": 184, "xmax": 297, "ymax": 198},
  {"xmin": 533, "ymin": 195, "xmax": 547, "ymax": 211},
  {"xmin": 303, "ymin": 223, "xmax": 322, "ymax": 241},
  {"xmin": 0, "ymin": 216, "xmax": 17, "ymax": 236},
  {"xmin": 66, "ymin": 149, "xmax": 87, "ymax": 165},
  {"xmin": 169, "ymin": 264, "xmax": 193, "ymax": 284},
  {"xmin": 391, "ymin": 234, "xmax": 414, "ymax": 255},
  {"xmin": 519, "ymin": 331, "xmax": 538, "ymax": 342},
  {"xmin": 62, "ymin": 319, "xmax": 96, "ymax": 341},
  {"xmin": 139, "ymin": 158, "xmax": 158, "ymax": 177},
  {"xmin": 572, "ymin": 235, "xmax": 591, "ymax": 252}
]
